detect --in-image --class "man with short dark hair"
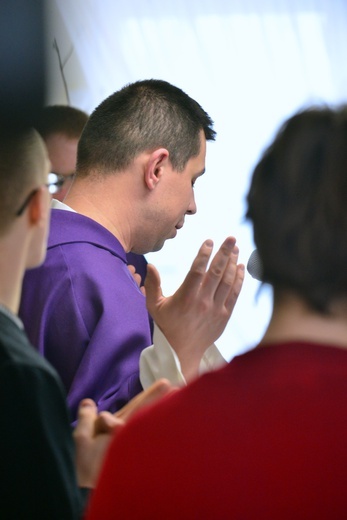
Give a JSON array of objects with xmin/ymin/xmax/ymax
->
[{"xmin": 19, "ymin": 80, "xmax": 244, "ymax": 421}]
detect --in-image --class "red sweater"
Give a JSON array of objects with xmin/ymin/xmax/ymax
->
[{"xmin": 87, "ymin": 342, "xmax": 347, "ymax": 519}]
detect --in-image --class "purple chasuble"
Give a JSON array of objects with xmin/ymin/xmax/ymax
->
[{"xmin": 19, "ymin": 209, "xmax": 152, "ymax": 421}]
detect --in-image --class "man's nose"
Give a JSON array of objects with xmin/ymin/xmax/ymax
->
[{"xmin": 186, "ymin": 193, "xmax": 197, "ymax": 215}]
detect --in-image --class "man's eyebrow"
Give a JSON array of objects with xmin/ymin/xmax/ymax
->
[{"xmin": 197, "ymin": 168, "xmax": 205, "ymax": 177}]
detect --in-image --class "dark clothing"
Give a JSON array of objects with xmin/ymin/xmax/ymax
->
[{"xmin": 0, "ymin": 312, "xmax": 83, "ymax": 519}]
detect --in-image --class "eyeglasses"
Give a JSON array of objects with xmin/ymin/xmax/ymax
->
[
  {"xmin": 15, "ymin": 173, "xmax": 66, "ymax": 217},
  {"xmin": 54, "ymin": 172, "xmax": 75, "ymax": 185},
  {"xmin": 48, "ymin": 172, "xmax": 67, "ymax": 193}
]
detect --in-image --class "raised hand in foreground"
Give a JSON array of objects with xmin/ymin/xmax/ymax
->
[
  {"xmin": 145, "ymin": 237, "xmax": 245, "ymax": 381},
  {"xmin": 73, "ymin": 378, "xmax": 173, "ymax": 488}
]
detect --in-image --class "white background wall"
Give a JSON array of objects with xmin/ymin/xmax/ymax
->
[{"xmin": 44, "ymin": 0, "xmax": 347, "ymax": 360}]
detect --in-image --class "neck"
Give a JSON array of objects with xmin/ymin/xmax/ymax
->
[
  {"xmin": 261, "ymin": 292, "xmax": 347, "ymax": 350},
  {"xmin": 65, "ymin": 178, "xmax": 130, "ymax": 251},
  {"xmin": 0, "ymin": 240, "xmax": 26, "ymax": 315},
  {"xmin": 0, "ymin": 289, "xmax": 21, "ymax": 316}
]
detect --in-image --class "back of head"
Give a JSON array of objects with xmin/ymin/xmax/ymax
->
[
  {"xmin": 246, "ymin": 105, "xmax": 347, "ymax": 313},
  {"xmin": 35, "ymin": 105, "xmax": 89, "ymax": 141},
  {"xmin": 77, "ymin": 79, "xmax": 215, "ymax": 177},
  {"xmin": 0, "ymin": 128, "xmax": 47, "ymax": 236}
]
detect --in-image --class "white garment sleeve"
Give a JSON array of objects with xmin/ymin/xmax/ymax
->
[{"xmin": 139, "ymin": 322, "xmax": 227, "ymax": 388}]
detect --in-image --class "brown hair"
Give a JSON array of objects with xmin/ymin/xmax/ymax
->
[
  {"xmin": 77, "ymin": 79, "xmax": 215, "ymax": 177},
  {"xmin": 246, "ymin": 105, "xmax": 347, "ymax": 313},
  {"xmin": 35, "ymin": 105, "xmax": 88, "ymax": 140}
]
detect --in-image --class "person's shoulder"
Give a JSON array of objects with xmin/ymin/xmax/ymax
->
[
  {"xmin": 49, "ymin": 209, "xmax": 127, "ymax": 259},
  {"xmin": 0, "ymin": 330, "xmax": 69, "ymax": 424},
  {"xmin": 0, "ymin": 314, "xmax": 60, "ymax": 382}
]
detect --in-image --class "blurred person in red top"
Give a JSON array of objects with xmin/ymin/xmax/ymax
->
[{"xmin": 86, "ymin": 105, "xmax": 347, "ymax": 520}]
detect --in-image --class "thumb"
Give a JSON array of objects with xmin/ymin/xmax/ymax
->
[
  {"xmin": 73, "ymin": 398, "xmax": 98, "ymax": 443},
  {"xmin": 144, "ymin": 263, "xmax": 163, "ymax": 314},
  {"xmin": 94, "ymin": 411, "xmax": 125, "ymax": 435}
]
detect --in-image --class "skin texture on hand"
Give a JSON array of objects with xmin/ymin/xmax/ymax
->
[
  {"xmin": 73, "ymin": 379, "xmax": 173, "ymax": 488},
  {"xmin": 145, "ymin": 237, "xmax": 245, "ymax": 381},
  {"xmin": 127, "ymin": 264, "xmax": 145, "ymax": 295}
]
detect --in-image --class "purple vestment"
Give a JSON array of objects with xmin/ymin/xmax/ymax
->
[{"xmin": 19, "ymin": 209, "xmax": 152, "ymax": 421}]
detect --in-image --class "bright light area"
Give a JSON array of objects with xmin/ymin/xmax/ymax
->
[{"xmin": 50, "ymin": 0, "xmax": 347, "ymax": 359}]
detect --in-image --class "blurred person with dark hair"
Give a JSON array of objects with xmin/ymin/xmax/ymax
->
[
  {"xmin": 87, "ymin": 105, "xmax": 347, "ymax": 520},
  {"xmin": 35, "ymin": 105, "xmax": 88, "ymax": 202}
]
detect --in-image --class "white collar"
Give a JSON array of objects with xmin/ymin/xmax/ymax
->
[{"xmin": 51, "ymin": 199, "xmax": 76, "ymax": 212}]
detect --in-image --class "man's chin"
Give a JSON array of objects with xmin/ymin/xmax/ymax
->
[{"xmin": 152, "ymin": 233, "xmax": 176, "ymax": 253}]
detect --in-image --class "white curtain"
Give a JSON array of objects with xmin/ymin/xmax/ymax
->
[{"xmin": 46, "ymin": 0, "xmax": 347, "ymax": 359}]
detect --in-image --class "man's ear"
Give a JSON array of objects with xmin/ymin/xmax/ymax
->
[
  {"xmin": 28, "ymin": 186, "xmax": 50, "ymax": 226},
  {"xmin": 144, "ymin": 148, "xmax": 170, "ymax": 190}
]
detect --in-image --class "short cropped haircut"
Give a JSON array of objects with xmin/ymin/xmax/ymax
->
[
  {"xmin": 77, "ymin": 79, "xmax": 216, "ymax": 176},
  {"xmin": 35, "ymin": 105, "xmax": 89, "ymax": 140},
  {"xmin": 246, "ymin": 105, "xmax": 347, "ymax": 313},
  {"xmin": 0, "ymin": 128, "xmax": 46, "ymax": 235}
]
